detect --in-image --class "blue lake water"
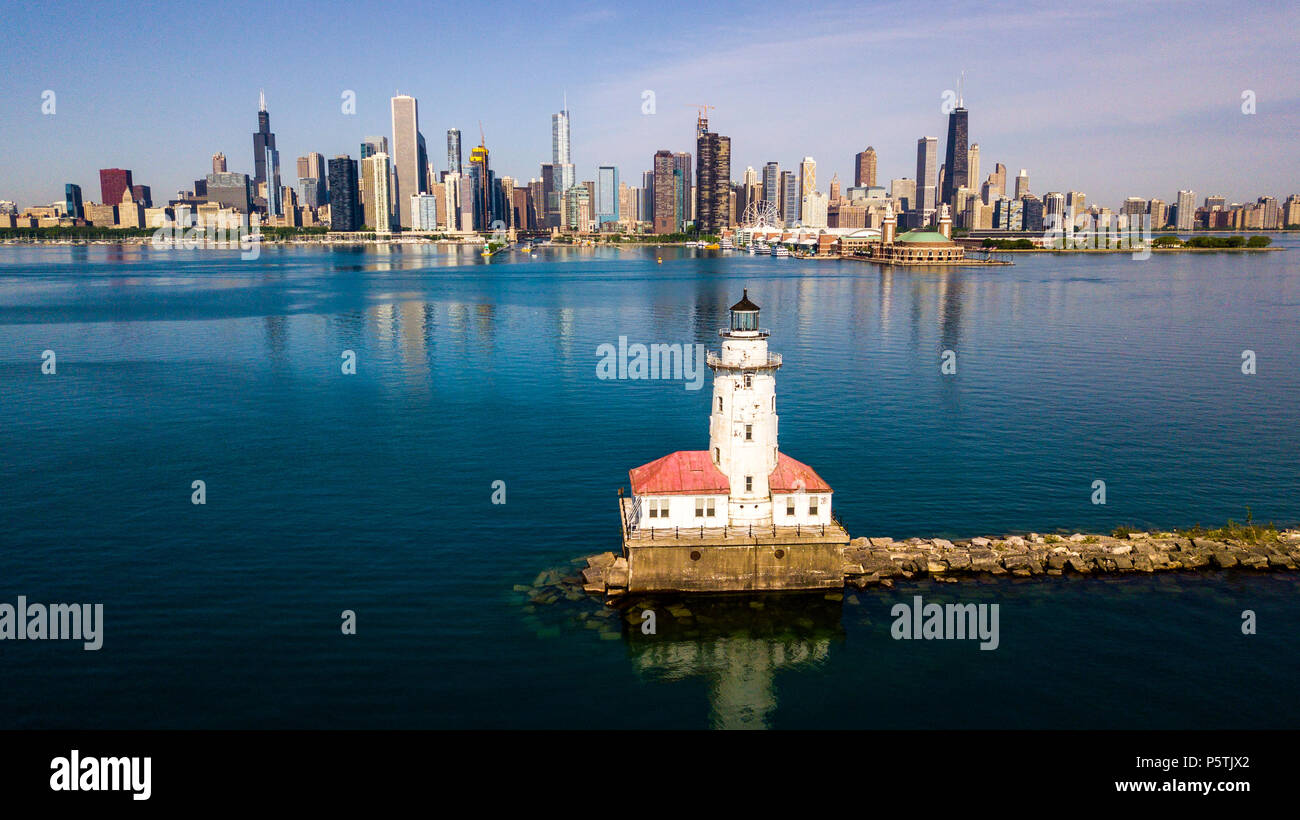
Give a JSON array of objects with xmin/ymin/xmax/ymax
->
[{"xmin": 0, "ymin": 239, "xmax": 1297, "ymax": 729}]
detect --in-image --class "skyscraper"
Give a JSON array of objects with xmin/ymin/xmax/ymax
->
[
  {"xmin": 890, "ymin": 178, "xmax": 916, "ymax": 212},
  {"xmin": 942, "ymin": 100, "xmax": 968, "ymax": 208},
  {"xmin": 596, "ymin": 166, "xmax": 619, "ymax": 225},
  {"xmin": 212, "ymin": 153, "xmax": 227, "ymax": 174},
  {"xmin": 780, "ymin": 170, "xmax": 797, "ymax": 226},
  {"xmin": 361, "ymin": 152, "xmax": 393, "ymax": 233},
  {"xmin": 390, "ymin": 95, "xmax": 427, "ymax": 229},
  {"xmin": 1066, "ymin": 191, "xmax": 1086, "ymax": 222},
  {"xmin": 550, "ymin": 100, "xmax": 575, "ymax": 226},
  {"xmin": 762, "ymin": 162, "xmax": 780, "ymax": 213},
  {"xmin": 797, "ymin": 157, "xmax": 816, "ymax": 224},
  {"xmin": 206, "ymin": 172, "xmax": 252, "ymax": 213},
  {"xmin": 252, "ymin": 92, "xmax": 281, "ymax": 217},
  {"xmin": 99, "ymin": 168, "xmax": 133, "ymax": 209},
  {"xmin": 854, "ymin": 147, "xmax": 877, "ymax": 188},
  {"xmin": 360, "ymin": 136, "xmax": 388, "ymax": 159},
  {"xmin": 1014, "ymin": 169, "xmax": 1030, "ymax": 199},
  {"xmin": 695, "ymin": 114, "xmax": 731, "ymax": 234},
  {"xmin": 673, "ymin": 152, "xmax": 692, "ymax": 225},
  {"xmin": 297, "ymin": 152, "xmax": 326, "ymax": 185},
  {"xmin": 64, "ymin": 184, "xmax": 83, "ymax": 219},
  {"xmin": 967, "ymin": 144, "xmax": 980, "ymax": 190},
  {"xmin": 1175, "ymin": 189, "xmax": 1196, "ymax": 231},
  {"xmin": 652, "ymin": 150, "xmax": 676, "ymax": 234},
  {"xmin": 469, "ymin": 141, "xmax": 492, "ymax": 230},
  {"xmin": 447, "ymin": 129, "xmax": 462, "ymax": 176},
  {"xmin": 293, "ymin": 154, "xmax": 321, "ymax": 208},
  {"xmin": 915, "ymin": 137, "xmax": 937, "ymax": 226},
  {"xmin": 326, "ymin": 156, "xmax": 360, "ymax": 231}
]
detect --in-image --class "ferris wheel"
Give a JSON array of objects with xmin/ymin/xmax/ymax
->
[{"xmin": 741, "ymin": 199, "xmax": 781, "ymax": 230}]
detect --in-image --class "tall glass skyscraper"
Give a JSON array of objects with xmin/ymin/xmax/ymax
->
[
  {"xmin": 550, "ymin": 101, "xmax": 574, "ymax": 226},
  {"xmin": 596, "ymin": 166, "xmax": 619, "ymax": 225},
  {"xmin": 942, "ymin": 104, "xmax": 968, "ymax": 208},
  {"xmin": 762, "ymin": 162, "xmax": 780, "ymax": 213},
  {"xmin": 447, "ymin": 129, "xmax": 462, "ymax": 176},
  {"xmin": 780, "ymin": 170, "xmax": 798, "ymax": 226},
  {"xmin": 915, "ymin": 136, "xmax": 938, "ymax": 226},
  {"xmin": 252, "ymin": 92, "xmax": 281, "ymax": 217},
  {"xmin": 64, "ymin": 184, "xmax": 83, "ymax": 220},
  {"xmin": 326, "ymin": 156, "xmax": 360, "ymax": 232}
]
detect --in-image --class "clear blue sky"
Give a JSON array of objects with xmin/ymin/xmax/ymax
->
[{"xmin": 2, "ymin": 0, "xmax": 1297, "ymax": 208}]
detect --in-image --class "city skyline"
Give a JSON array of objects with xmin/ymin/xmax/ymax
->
[{"xmin": 2, "ymin": 0, "xmax": 1297, "ymax": 210}]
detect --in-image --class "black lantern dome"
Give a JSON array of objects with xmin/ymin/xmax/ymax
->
[{"xmin": 729, "ymin": 289, "xmax": 760, "ymax": 332}]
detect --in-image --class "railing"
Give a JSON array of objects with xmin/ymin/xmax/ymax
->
[
  {"xmin": 716, "ymin": 328, "xmax": 771, "ymax": 337},
  {"xmin": 633, "ymin": 520, "xmax": 844, "ymax": 541},
  {"xmin": 705, "ymin": 351, "xmax": 782, "ymax": 369}
]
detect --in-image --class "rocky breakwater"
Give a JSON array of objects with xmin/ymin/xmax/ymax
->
[{"xmin": 843, "ymin": 529, "xmax": 1300, "ymax": 587}]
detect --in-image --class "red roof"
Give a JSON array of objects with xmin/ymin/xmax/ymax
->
[
  {"xmin": 629, "ymin": 451, "xmax": 729, "ymax": 496},
  {"xmin": 769, "ymin": 453, "xmax": 833, "ymax": 493},
  {"xmin": 630, "ymin": 450, "xmax": 831, "ymax": 496}
]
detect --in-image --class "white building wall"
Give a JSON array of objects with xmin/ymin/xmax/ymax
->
[
  {"xmin": 771, "ymin": 492, "xmax": 833, "ymax": 527},
  {"xmin": 635, "ymin": 493, "xmax": 729, "ymax": 529}
]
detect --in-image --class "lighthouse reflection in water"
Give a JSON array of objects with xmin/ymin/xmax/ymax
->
[{"xmin": 622, "ymin": 594, "xmax": 845, "ymax": 729}]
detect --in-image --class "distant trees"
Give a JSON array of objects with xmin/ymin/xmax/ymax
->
[{"xmin": 981, "ymin": 238, "xmax": 1035, "ymax": 249}]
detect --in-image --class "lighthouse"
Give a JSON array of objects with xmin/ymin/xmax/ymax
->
[
  {"xmin": 617, "ymin": 291, "xmax": 846, "ymax": 594},
  {"xmin": 708, "ymin": 289, "xmax": 781, "ymax": 526}
]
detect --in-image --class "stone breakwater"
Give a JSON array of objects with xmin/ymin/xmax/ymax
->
[
  {"xmin": 569, "ymin": 529, "xmax": 1300, "ymax": 597},
  {"xmin": 843, "ymin": 530, "xmax": 1300, "ymax": 587}
]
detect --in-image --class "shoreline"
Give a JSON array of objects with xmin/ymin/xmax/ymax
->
[{"xmin": 963, "ymin": 246, "xmax": 1285, "ymax": 254}]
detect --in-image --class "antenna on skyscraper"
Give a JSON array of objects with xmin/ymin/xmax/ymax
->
[
  {"xmin": 958, "ymin": 71, "xmax": 965, "ymax": 108},
  {"xmin": 259, "ymin": 89, "xmax": 266, "ymax": 112}
]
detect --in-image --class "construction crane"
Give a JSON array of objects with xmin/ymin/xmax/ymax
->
[{"xmin": 685, "ymin": 103, "xmax": 715, "ymax": 137}]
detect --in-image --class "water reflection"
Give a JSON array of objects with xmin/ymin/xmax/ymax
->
[{"xmin": 620, "ymin": 594, "xmax": 844, "ymax": 729}]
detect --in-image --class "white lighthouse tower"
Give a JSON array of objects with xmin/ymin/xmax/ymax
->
[
  {"xmin": 618, "ymin": 290, "xmax": 843, "ymax": 593},
  {"xmin": 708, "ymin": 290, "xmax": 781, "ymax": 526}
]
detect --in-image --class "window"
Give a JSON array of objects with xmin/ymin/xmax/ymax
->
[
  {"xmin": 809, "ymin": 497, "xmax": 819, "ymax": 516},
  {"xmin": 706, "ymin": 498, "xmax": 715, "ymax": 517},
  {"xmin": 713, "ymin": 447, "xmax": 719, "ymax": 463},
  {"xmin": 745, "ymin": 476, "xmax": 753, "ymax": 493},
  {"xmin": 696, "ymin": 497, "xmax": 716, "ymax": 518},
  {"xmin": 648, "ymin": 499, "xmax": 669, "ymax": 519},
  {"xmin": 744, "ymin": 424, "xmax": 752, "ymax": 441},
  {"xmin": 744, "ymin": 374, "xmax": 753, "ymax": 388},
  {"xmin": 786, "ymin": 497, "xmax": 795, "ymax": 516},
  {"xmin": 717, "ymin": 397, "xmax": 723, "ymax": 411}
]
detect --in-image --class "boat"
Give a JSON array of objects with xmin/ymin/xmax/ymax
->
[
  {"xmin": 771, "ymin": 245, "xmax": 790, "ymax": 258},
  {"xmin": 719, "ymin": 238, "xmax": 734, "ymax": 250}
]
